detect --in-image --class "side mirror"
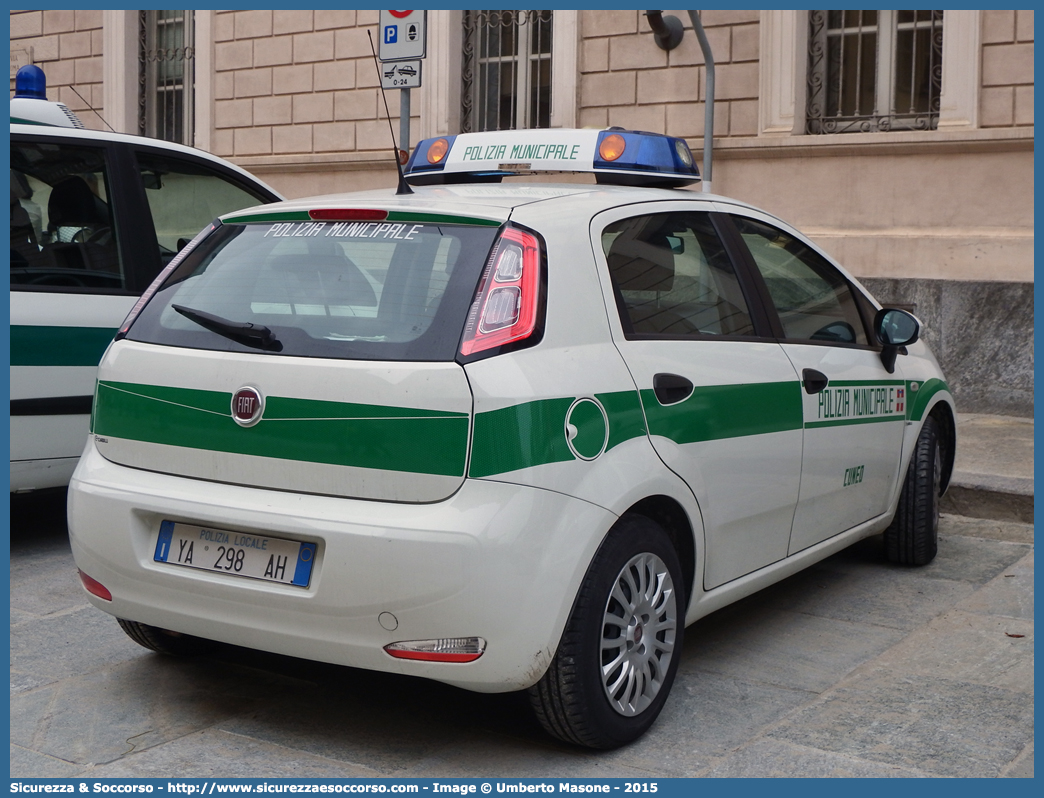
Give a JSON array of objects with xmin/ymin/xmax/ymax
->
[{"xmin": 874, "ymin": 308, "xmax": 920, "ymax": 373}]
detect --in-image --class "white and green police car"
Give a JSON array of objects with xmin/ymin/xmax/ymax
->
[
  {"xmin": 10, "ymin": 65, "xmax": 282, "ymax": 492},
  {"xmin": 68, "ymin": 128, "xmax": 955, "ymax": 749}
]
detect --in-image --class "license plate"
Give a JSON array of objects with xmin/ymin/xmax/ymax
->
[{"xmin": 154, "ymin": 521, "xmax": 316, "ymax": 587}]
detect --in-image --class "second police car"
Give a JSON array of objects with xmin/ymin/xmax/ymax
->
[{"xmin": 68, "ymin": 128, "xmax": 956, "ymax": 749}]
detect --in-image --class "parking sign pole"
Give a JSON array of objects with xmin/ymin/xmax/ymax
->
[{"xmin": 400, "ymin": 88, "xmax": 410, "ymax": 157}]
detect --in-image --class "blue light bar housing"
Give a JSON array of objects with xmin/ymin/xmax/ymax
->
[{"xmin": 404, "ymin": 129, "xmax": 700, "ymax": 188}]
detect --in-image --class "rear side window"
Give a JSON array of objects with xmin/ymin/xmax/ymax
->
[
  {"xmin": 601, "ymin": 211, "xmax": 755, "ymax": 337},
  {"xmin": 11, "ymin": 139, "xmax": 126, "ymax": 293},
  {"xmin": 135, "ymin": 150, "xmax": 274, "ymax": 266},
  {"xmin": 126, "ymin": 219, "xmax": 499, "ymax": 361}
]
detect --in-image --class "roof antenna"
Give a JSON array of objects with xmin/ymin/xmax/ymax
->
[
  {"xmin": 367, "ymin": 30, "xmax": 413, "ymax": 196},
  {"xmin": 68, "ymin": 85, "xmax": 116, "ymax": 133}
]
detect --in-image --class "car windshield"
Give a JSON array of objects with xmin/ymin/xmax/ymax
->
[{"xmin": 126, "ymin": 219, "xmax": 500, "ymax": 361}]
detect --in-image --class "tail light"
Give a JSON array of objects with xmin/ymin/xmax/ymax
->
[
  {"xmin": 459, "ymin": 225, "xmax": 544, "ymax": 358},
  {"xmin": 384, "ymin": 637, "xmax": 486, "ymax": 663},
  {"xmin": 78, "ymin": 570, "xmax": 112, "ymax": 601}
]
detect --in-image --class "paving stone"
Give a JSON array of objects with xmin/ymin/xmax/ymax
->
[
  {"xmin": 10, "ymin": 744, "xmax": 84, "ymax": 779},
  {"xmin": 84, "ymin": 729, "xmax": 383, "ymax": 779},
  {"xmin": 940, "ymin": 514, "xmax": 1035, "ymax": 545},
  {"xmin": 10, "ymin": 654, "xmax": 308, "ymax": 770},
  {"xmin": 919, "ymin": 534, "xmax": 1031, "ymax": 584},
  {"xmin": 765, "ymin": 558, "xmax": 976, "ymax": 631},
  {"xmin": 867, "ymin": 610, "xmax": 1034, "ymax": 693},
  {"xmin": 1001, "ymin": 742, "xmax": 1034, "ymax": 778},
  {"xmin": 957, "ymin": 550, "xmax": 1034, "ymax": 620},
  {"xmin": 680, "ymin": 604, "xmax": 906, "ymax": 693},
  {"xmin": 768, "ymin": 671, "xmax": 1034, "ymax": 777},
  {"xmin": 216, "ymin": 677, "xmax": 494, "ymax": 775},
  {"xmin": 399, "ymin": 731, "xmax": 647, "ymax": 779},
  {"xmin": 604, "ymin": 672, "xmax": 814, "ymax": 776},
  {"xmin": 9, "ymin": 605, "xmax": 150, "ymax": 682},
  {"xmin": 704, "ymin": 738, "xmax": 931, "ymax": 778}
]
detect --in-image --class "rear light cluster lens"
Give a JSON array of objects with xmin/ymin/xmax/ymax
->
[
  {"xmin": 384, "ymin": 637, "xmax": 486, "ymax": 663},
  {"xmin": 78, "ymin": 570, "xmax": 112, "ymax": 601},
  {"xmin": 459, "ymin": 226, "xmax": 544, "ymax": 357}
]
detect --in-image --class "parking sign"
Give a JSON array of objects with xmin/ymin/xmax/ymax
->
[{"xmin": 378, "ymin": 10, "xmax": 426, "ymax": 61}]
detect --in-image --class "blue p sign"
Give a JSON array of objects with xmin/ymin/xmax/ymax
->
[{"xmin": 384, "ymin": 25, "xmax": 398, "ymax": 44}]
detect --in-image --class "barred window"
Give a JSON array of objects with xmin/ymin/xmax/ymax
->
[
  {"xmin": 139, "ymin": 10, "xmax": 195, "ymax": 145},
  {"xmin": 806, "ymin": 10, "xmax": 943, "ymax": 134},
  {"xmin": 461, "ymin": 10, "xmax": 552, "ymax": 132}
]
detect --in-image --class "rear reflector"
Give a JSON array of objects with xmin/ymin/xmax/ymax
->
[
  {"xmin": 384, "ymin": 637, "xmax": 486, "ymax": 663},
  {"xmin": 309, "ymin": 209, "xmax": 389, "ymax": 221},
  {"xmin": 78, "ymin": 570, "xmax": 112, "ymax": 601},
  {"xmin": 459, "ymin": 226, "xmax": 543, "ymax": 357}
]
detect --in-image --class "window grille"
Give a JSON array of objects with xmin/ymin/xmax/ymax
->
[
  {"xmin": 461, "ymin": 10, "xmax": 552, "ymax": 133},
  {"xmin": 806, "ymin": 10, "xmax": 943, "ymax": 134},
  {"xmin": 139, "ymin": 10, "xmax": 195, "ymax": 145}
]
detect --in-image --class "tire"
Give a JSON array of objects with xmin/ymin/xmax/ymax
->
[
  {"xmin": 528, "ymin": 515, "xmax": 685, "ymax": 749},
  {"xmin": 885, "ymin": 416, "xmax": 942, "ymax": 566},
  {"xmin": 117, "ymin": 618, "xmax": 213, "ymax": 656}
]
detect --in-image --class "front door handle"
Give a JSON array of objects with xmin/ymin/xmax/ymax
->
[
  {"xmin": 802, "ymin": 368, "xmax": 829, "ymax": 394},
  {"xmin": 653, "ymin": 373, "xmax": 694, "ymax": 405}
]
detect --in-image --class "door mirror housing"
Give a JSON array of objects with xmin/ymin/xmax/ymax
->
[{"xmin": 874, "ymin": 308, "xmax": 920, "ymax": 373}]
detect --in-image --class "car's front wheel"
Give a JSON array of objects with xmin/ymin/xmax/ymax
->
[
  {"xmin": 529, "ymin": 515, "xmax": 684, "ymax": 748},
  {"xmin": 885, "ymin": 416, "xmax": 942, "ymax": 566}
]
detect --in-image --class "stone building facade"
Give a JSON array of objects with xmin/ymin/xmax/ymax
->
[{"xmin": 9, "ymin": 9, "xmax": 1034, "ymax": 414}]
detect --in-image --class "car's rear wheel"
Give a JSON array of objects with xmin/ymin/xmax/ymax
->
[
  {"xmin": 117, "ymin": 618, "xmax": 212, "ymax": 656},
  {"xmin": 528, "ymin": 515, "xmax": 684, "ymax": 748},
  {"xmin": 885, "ymin": 416, "xmax": 942, "ymax": 566}
]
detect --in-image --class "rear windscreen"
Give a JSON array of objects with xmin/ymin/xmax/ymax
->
[{"xmin": 126, "ymin": 220, "xmax": 501, "ymax": 361}]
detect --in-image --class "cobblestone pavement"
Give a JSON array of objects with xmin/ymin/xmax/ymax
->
[{"xmin": 10, "ymin": 490, "xmax": 1033, "ymax": 778}]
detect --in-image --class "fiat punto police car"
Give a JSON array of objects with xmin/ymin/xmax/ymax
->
[{"xmin": 69, "ymin": 128, "xmax": 955, "ymax": 749}]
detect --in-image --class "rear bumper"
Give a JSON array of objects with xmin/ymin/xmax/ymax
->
[{"xmin": 68, "ymin": 443, "xmax": 615, "ymax": 691}]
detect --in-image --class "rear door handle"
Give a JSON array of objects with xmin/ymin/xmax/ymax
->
[
  {"xmin": 653, "ymin": 373, "xmax": 694, "ymax": 405},
  {"xmin": 802, "ymin": 368, "xmax": 829, "ymax": 394}
]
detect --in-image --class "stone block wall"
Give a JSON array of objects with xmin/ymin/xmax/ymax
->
[
  {"xmin": 980, "ymin": 10, "xmax": 1034, "ymax": 128},
  {"xmin": 862, "ymin": 278, "xmax": 1033, "ymax": 417},
  {"xmin": 578, "ymin": 10, "xmax": 759, "ymax": 139},
  {"xmin": 212, "ymin": 10, "xmax": 408, "ymax": 161},
  {"xmin": 9, "ymin": 9, "xmax": 105, "ymax": 124}
]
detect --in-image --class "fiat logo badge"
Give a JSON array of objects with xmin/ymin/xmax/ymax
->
[{"xmin": 231, "ymin": 387, "xmax": 264, "ymax": 427}]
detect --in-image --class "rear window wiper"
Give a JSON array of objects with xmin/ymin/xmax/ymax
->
[{"xmin": 172, "ymin": 304, "xmax": 283, "ymax": 352}]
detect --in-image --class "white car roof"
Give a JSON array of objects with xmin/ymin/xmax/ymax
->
[
  {"xmin": 220, "ymin": 181, "xmax": 757, "ymax": 224},
  {"xmin": 11, "ymin": 122, "xmax": 285, "ymax": 200}
]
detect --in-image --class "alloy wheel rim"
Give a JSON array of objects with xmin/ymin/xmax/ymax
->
[{"xmin": 600, "ymin": 552, "xmax": 678, "ymax": 716}]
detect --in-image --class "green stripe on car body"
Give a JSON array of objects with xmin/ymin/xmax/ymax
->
[
  {"xmin": 223, "ymin": 211, "xmax": 503, "ymax": 227},
  {"xmin": 907, "ymin": 378, "xmax": 949, "ymax": 422},
  {"xmin": 11, "ymin": 325, "xmax": 118, "ymax": 367},
  {"xmin": 93, "ymin": 381, "xmax": 469, "ymax": 477},
  {"xmin": 641, "ymin": 381, "xmax": 804, "ymax": 444},
  {"xmin": 468, "ymin": 391, "xmax": 648, "ymax": 478}
]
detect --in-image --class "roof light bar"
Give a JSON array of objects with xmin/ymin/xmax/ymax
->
[
  {"xmin": 384, "ymin": 637, "xmax": 486, "ymax": 663},
  {"xmin": 404, "ymin": 128, "xmax": 700, "ymax": 188}
]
